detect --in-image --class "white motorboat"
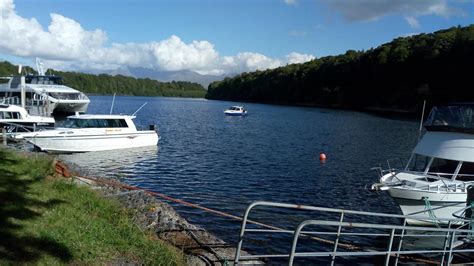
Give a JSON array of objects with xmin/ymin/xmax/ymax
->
[
  {"xmin": 22, "ymin": 113, "xmax": 158, "ymax": 153},
  {"xmin": 0, "ymin": 104, "xmax": 55, "ymax": 134},
  {"xmin": 372, "ymin": 103, "xmax": 474, "ymax": 225},
  {"xmin": 0, "ymin": 59, "xmax": 90, "ymax": 116},
  {"xmin": 224, "ymin": 106, "xmax": 247, "ymax": 116}
]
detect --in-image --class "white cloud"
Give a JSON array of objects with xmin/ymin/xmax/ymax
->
[
  {"xmin": 283, "ymin": 0, "xmax": 297, "ymax": 6},
  {"xmin": 286, "ymin": 52, "xmax": 315, "ymax": 64},
  {"xmin": 324, "ymin": 0, "xmax": 457, "ymax": 22},
  {"xmin": 221, "ymin": 52, "xmax": 282, "ymax": 74},
  {"xmin": 0, "ymin": 0, "xmax": 314, "ymax": 75},
  {"xmin": 404, "ymin": 16, "xmax": 421, "ymax": 29}
]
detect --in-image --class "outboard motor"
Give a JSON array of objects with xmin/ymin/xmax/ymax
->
[{"xmin": 465, "ymin": 185, "xmax": 474, "ymax": 219}]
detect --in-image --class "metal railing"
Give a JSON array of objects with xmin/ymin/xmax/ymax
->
[{"xmin": 234, "ymin": 201, "xmax": 474, "ymax": 265}]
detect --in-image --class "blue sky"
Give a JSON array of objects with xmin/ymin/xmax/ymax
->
[{"xmin": 1, "ymin": 0, "xmax": 473, "ymax": 75}]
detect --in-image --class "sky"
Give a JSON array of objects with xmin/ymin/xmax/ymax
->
[{"xmin": 0, "ymin": 0, "xmax": 473, "ymax": 75}]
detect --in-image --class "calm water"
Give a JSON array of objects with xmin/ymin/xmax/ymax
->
[{"xmin": 59, "ymin": 95, "xmax": 419, "ymax": 262}]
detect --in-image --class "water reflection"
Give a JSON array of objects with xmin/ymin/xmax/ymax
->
[{"xmin": 59, "ymin": 146, "xmax": 158, "ymax": 179}]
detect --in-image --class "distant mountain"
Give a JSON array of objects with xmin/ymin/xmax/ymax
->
[{"xmin": 110, "ymin": 66, "xmax": 234, "ymax": 89}]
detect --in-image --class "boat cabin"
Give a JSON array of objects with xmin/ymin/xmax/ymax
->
[
  {"xmin": 403, "ymin": 103, "xmax": 474, "ymax": 181},
  {"xmin": 228, "ymin": 106, "xmax": 245, "ymax": 112},
  {"xmin": 0, "ymin": 104, "xmax": 27, "ymax": 120},
  {"xmin": 61, "ymin": 115, "xmax": 137, "ymax": 130}
]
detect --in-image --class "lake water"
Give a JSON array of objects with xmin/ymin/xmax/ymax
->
[{"xmin": 59, "ymin": 95, "xmax": 420, "ymax": 263}]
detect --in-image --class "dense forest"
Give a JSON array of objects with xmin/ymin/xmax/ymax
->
[
  {"xmin": 0, "ymin": 61, "xmax": 207, "ymax": 98},
  {"xmin": 206, "ymin": 25, "xmax": 474, "ymax": 113}
]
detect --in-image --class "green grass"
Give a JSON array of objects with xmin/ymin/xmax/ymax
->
[{"xmin": 0, "ymin": 148, "xmax": 184, "ymax": 265}]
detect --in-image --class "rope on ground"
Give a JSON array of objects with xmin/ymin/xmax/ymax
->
[{"xmin": 54, "ymin": 161, "xmax": 439, "ymax": 264}]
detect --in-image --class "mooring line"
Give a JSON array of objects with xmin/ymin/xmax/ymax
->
[{"xmin": 54, "ymin": 161, "xmax": 438, "ymax": 264}]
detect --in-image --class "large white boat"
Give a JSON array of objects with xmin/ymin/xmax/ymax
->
[
  {"xmin": 0, "ymin": 59, "xmax": 90, "ymax": 116},
  {"xmin": 0, "ymin": 103, "xmax": 55, "ymax": 133},
  {"xmin": 372, "ymin": 103, "xmax": 474, "ymax": 225},
  {"xmin": 22, "ymin": 113, "xmax": 158, "ymax": 153}
]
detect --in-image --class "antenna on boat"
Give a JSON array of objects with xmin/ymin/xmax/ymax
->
[
  {"xmin": 35, "ymin": 58, "xmax": 45, "ymax": 76},
  {"xmin": 109, "ymin": 92, "xmax": 116, "ymax": 115},
  {"xmin": 18, "ymin": 65, "xmax": 26, "ymax": 108},
  {"xmin": 132, "ymin": 102, "xmax": 147, "ymax": 116},
  {"xmin": 416, "ymin": 100, "xmax": 427, "ymax": 143}
]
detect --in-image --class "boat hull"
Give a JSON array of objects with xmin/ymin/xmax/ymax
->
[
  {"xmin": 224, "ymin": 112, "xmax": 246, "ymax": 116},
  {"xmin": 25, "ymin": 131, "xmax": 158, "ymax": 153},
  {"xmin": 388, "ymin": 187, "xmax": 467, "ymax": 225}
]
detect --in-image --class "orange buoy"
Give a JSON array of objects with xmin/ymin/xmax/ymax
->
[{"xmin": 319, "ymin": 153, "xmax": 327, "ymax": 162}]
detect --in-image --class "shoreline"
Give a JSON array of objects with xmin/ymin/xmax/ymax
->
[{"xmin": 55, "ymin": 159, "xmax": 261, "ymax": 265}]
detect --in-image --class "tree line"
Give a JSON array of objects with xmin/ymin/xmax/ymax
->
[
  {"xmin": 0, "ymin": 61, "xmax": 206, "ymax": 98},
  {"xmin": 206, "ymin": 25, "xmax": 474, "ymax": 114}
]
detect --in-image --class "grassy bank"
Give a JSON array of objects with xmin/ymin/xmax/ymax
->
[{"xmin": 0, "ymin": 148, "xmax": 184, "ymax": 265}]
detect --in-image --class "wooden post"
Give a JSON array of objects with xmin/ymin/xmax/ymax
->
[{"xmin": 2, "ymin": 128, "xmax": 6, "ymax": 145}]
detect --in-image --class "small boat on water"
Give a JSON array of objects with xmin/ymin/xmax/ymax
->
[
  {"xmin": 22, "ymin": 113, "xmax": 158, "ymax": 153},
  {"xmin": 371, "ymin": 103, "xmax": 474, "ymax": 225},
  {"xmin": 0, "ymin": 104, "xmax": 55, "ymax": 133},
  {"xmin": 224, "ymin": 106, "xmax": 247, "ymax": 116}
]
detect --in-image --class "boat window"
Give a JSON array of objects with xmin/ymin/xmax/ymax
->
[
  {"xmin": 12, "ymin": 112, "xmax": 20, "ymax": 119},
  {"xmin": 63, "ymin": 118, "xmax": 129, "ymax": 128},
  {"xmin": 10, "ymin": 77, "xmax": 20, "ymax": 89},
  {"xmin": 425, "ymin": 105, "xmax": 474, "ymax": 133},
  {"xmin": 49, "ymin": 92, "xmax": 81, "ymax": 100},
  {"xmin": 0, "ymin": 112, "xmax": 3, "ymax": 119},
  {"xmin": 427, "ymin": 158, "xmax": 459, "ymax": 178},
  {"xmin": 407, "ymin": 154, "xmax": 430, "ymax": 172},
  {"xmin": 457, "ymin": 162, "xmax": 474, "ymax": 181},
  {"xmin": 2, "ymin": 112, "xmax": 12, "ymax": 119},
  {"xmin": 106, "ymin": 119, "xmax": 128, "ymax": 128}
]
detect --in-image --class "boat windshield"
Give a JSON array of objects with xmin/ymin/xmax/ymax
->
[
  {"xmin": 407, "ymin": 154, "xmax": 431, "ymax": 172},
  {"xmin": 425, "ymin": 105, "xmax": 474, "ymax": 133},
  {"xmin": 62, "ymin": 118, "xmax": 128, "ymax": 128},
  {"xmin": 25, "ymin": 75, "xmax": 63, "ymax": 85},
  {"xmin": 407, "ymin": 153, "xmax": 474, "ymax": 180},
  {"xmin": 48, "ymin": 92, "xmax": 83, "ymax": 100}
]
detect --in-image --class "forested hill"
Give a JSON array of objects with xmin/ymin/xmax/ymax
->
[
  {"xmin": 206, "ymin": 25, "xmax": 474, "ymax": 113},
  {"xmin": 0, "ymin": 61, "xmax": 206, "ymax": 98}
]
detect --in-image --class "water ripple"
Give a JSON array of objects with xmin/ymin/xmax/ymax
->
[{"xmin": 59, "ymin": 95, "xmax": 419, "ymax": 259}]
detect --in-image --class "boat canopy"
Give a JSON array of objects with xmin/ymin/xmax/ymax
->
[
  {"xmin": 425, "ymin": 104, "xmax": 474, "ymax": 133},
  {"xmin": 414, "ymin": 131, "xmax": 474, "ymax": 163}
]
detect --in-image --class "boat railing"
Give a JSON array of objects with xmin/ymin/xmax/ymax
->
[
  {"xmin": 234, "ymin": 201, "xmax": 474, "ymax": 265},
  {"xmin": 1, "ymin": 96, "xmax": 20, "ymax": 105},
  {"xmin": 0, "ymin": 121, "xmax": 56, "ymax": 136}
]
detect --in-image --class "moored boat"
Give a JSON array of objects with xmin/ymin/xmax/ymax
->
[
  {"xmin": 0, "ymin": 58, "xmax": 90, "ymax": 116},
  {"xmin": 371, "ymin": 103, "xmax": 474, "ymax": 225},
  {"xmin": 0, "ymin": 103, "xmax": 55, "ymax": 134},
  {"xmin": 22, "ymin": 113, "xmax": 158, "ymax": 153}
]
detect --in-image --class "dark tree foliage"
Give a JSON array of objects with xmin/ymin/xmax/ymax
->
[
  {"xmin": 0, "ymin": 62, "xmax": 206, "ymax": 98},
  {"xmin": 206, "ymin": 25, "xmax": 474, "ymax": 113}
]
